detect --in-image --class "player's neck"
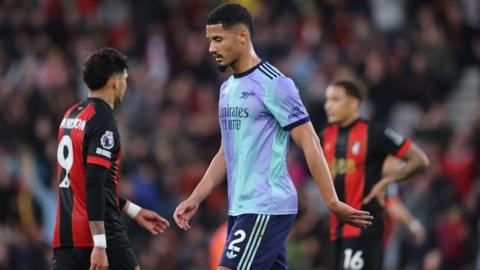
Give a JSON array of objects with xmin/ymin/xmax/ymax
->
[
  {"xmin": 231, "ymin": 46, "xmax": 261, "ymax": 75},
  {"xmin": 88, "ymin": 89, "xmax": 115, "ymax": 110},
  {"xmin": 339, "ymin": 114, "xmax": 359, "ymax": 128}
]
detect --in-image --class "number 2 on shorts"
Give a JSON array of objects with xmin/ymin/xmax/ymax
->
[{"xmin": 228, "ymin": 229, "xmax": 246, "ymax": 252}]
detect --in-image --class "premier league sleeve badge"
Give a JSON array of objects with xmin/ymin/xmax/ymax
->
[{"xmin": 100, "ymin": 130, "xmax": 115, "ymax": 150}]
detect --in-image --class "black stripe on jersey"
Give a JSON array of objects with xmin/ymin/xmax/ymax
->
[
  {"xmin": 334, "ymin": 128, "xmax": 349, "ymax": 240},
  {"xmin": 264, "ymin": 63, "xmax": 282, "ymax": 77},
  {"xmin": 59, "ymin": 103, "xmax": 85, "ymax": 246},
  {"xmin": 258, "ymin": 64, "xmax": 276, "ymax": 79}
]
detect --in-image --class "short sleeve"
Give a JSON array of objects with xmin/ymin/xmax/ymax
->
[
  {"xmin": 263, "ymin": 77, "xmax": 310, "ymax": 130},
  {"xmin": 372, "ymin": 125, "xmax": 412, "ymax": 159},
  {"xmin": 85, "ymin": 116, "xmax": 117, "ymax": 168}
]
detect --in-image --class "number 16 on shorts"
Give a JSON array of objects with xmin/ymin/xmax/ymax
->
[{"xmin": 343, "ymin": 249, "xmax": 364, "ymax": 270}]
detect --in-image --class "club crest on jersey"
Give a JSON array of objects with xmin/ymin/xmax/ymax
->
[
  {"xmin": 352, "ymin": 141, "xmax": 361, "ymax": 155},
  {"xmin": 101, "ymin": 131, "xmax": 114, "ymax": 150},
  {"xmin": 239, "ymin": 91, "xmax": 255, "ymax": 99}
]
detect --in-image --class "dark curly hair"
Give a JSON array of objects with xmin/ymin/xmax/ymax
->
[{"xmin": 82, "ymin": 47, "xmax": 128, "ymax": 91}]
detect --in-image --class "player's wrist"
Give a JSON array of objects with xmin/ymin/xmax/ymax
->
[
  {"xmin": 380, "ymin": 176, "xmax": 395, "ymax": 186},
  {"xmin": 187, "ymin": 195, "xmax": 202, "ymax": 205},
  {"xmin": 408, "ymin": 219, "xmax": 422, "ymax": 233},
  {"xmin": 92, "ymin": 234, "xmax": 107, "ymax": 248},
  {"xmin": 326, "ymin": 198, "xmax": 341, "ymax": 212},
  {"xmin": 125, "ymin": 201, "xmax": 142, "ymax": 219}
]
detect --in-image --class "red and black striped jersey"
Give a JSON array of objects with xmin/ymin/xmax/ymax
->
[
  {"xmin": 321, "ymin": 119, "xmax": 412, "ymax": 241},
  {"xmin": 52, "ymin": 98, "xmax": 129, "ymax": 248}
]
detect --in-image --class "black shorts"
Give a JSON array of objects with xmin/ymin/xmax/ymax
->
[
  {"xmin": 52, "ymin": 246, "xmax": 138, "ymax": 270},
  {"xmin": 333, "ymin": 237, "xmax": 383, "ymax": 270}
]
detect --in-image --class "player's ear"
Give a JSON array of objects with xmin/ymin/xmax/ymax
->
[
  {"xmin": 110, "ymin": 75, "xmax": 119, "ymax": 90},
  {"xmin": 238, "ymin": 26, "xmax": 248, "ymax": 45},
  {"xmin": 351, "ymin": 97, "xmax": 360, "ymax": 111}
]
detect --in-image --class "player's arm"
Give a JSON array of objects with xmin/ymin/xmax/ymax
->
[
  {"xmin": 385, "ymin": 198, "xmax": 425, "ymax": 244},
  {"xmin": 383, "ymin": 157, "xmax": 425, "ymax": 243},
  {"xmin": 290, "ymin": 122, "xmax": 373, "ymax": 228},
  {"xmin": 173, "ymin": 142, "xmax": 226, "ymax": 230},
  {"xmin": 189, "ymin": 142, "xmax": 227, "ymax": 202},
  {"xmin": 382, "ymin": 143, "xmax": 429, "ymax": 184},
  {"xmin": 118, "ymin": 196, "xmax": 170, "ymax": 235},
  {"xmin": 86, "ymin": 163, "xmax": 109, "ymax": 270},
  {"xmin": 363, "ymin": 142, "xmax": 430, "ymax": 205}
]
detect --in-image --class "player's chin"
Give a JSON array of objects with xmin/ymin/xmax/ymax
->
[
  {"xmin": 217, "ymin": 63, "xmax": 229, "ymax": 72},
  {"xmin": 326, "ymin": 117, "xmax": 338, "ymax": 124}
]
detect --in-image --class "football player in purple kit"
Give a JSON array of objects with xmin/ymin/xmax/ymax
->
[{"xmin": 173, "ymin": 4, "xmax": 373, "ymax": 270}]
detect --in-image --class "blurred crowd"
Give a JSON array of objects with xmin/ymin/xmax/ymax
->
[{"xmin": 0, "ymin": 0, "xmax": 479, "ymax": 269}]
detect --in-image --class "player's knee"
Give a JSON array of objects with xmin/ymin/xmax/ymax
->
[
  {"xmin": 134, "ymin": 266, "xmax": 140, "ymax": 270},
  {"xmin": 217, "ymin": 267, "xmax": 233, "ymax": 270}
]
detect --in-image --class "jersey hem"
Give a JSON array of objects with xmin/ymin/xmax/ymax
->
[
  {"xmin": 283, "ymin": 116, "xmax": 310, "ymax": 130},
  {"xmin": 228, "ymin": 209, "xmax": 298, "ymax": 216}
]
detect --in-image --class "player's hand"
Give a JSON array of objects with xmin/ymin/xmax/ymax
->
[
  {"xmin": 135, "ymin": 209, "xmax": 170, "ymax": 235},
  {"xmin": 330, "ymin": 201, "xmax": 373, "ymax": 228},
  {"xmin": 408, "ymin": 219, "xmax": 426, "ymax": 245},
  {"xmin": 362, "ymin": 179, "xmax": 389, "ymax": 206},
  {"xmin": 90, "ymin": 247, "xmax": 108, "ymax": 270},
  {"xmin": 173, "ymin": 198, "xmax": 199, "ymax": 231}
]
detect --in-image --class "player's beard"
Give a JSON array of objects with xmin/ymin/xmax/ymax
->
[
  {"xmin": 218, "ymin": 64, "xmax": 228, "ymax": 72},
  {"xmin": 217, "ymin": 57, "xmax": 236, "ymax": 73}
]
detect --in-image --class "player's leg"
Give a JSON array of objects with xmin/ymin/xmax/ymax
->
[
  {"xmin": 228, "ymin": 214, "xmax": 295, "ymax": 269},
  {"xmin": 269, "ymin": 245, "xmax": 287, "ymax": 270},
  {"xmin": 106, "ymin": 246, "xmax": 139, "ymax": 270},
  {"xmin": 218, "ymin": 214, "xmax": 251, "ymax": 269}
]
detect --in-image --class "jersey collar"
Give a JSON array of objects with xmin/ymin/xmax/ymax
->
[
  {"xmin": 87, "ymin": 97, "xmax": 113, "ymax": 112},
  {"xmin": 233, "ymin": 61, "xmax": 263, "ymax": 79}
]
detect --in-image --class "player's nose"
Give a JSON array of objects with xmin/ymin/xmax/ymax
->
[
  {"xmin": 324, "ymin": 102, "xmax": 331, "ymax": 112},
  {"xmin": 209, "ymin": 42, "xmax": 217, "ymax": 54}
]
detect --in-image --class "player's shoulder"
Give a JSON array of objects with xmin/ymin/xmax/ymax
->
[
  {"xmin": 84, "ymin": 99, "xmax": 116, "ymax": 128},
  {"xmin": 86, "ymin": 98, "xmax": 112, "ymax": 117},
  {"xmin": 365, "ymin": 120, "xmax": 392, "ymax": 135},
  {"xmin": 321, "ymin": 119, "xmax": 370, "ymax": 134},
  {"xmin": 253, "ymin": 61, "xmax": 285, "ymax": 81},
  {"xmin": 361, "ymin": 119, "xmax": 384, "ymax": 134},
  {"xmin": 61, "ymin": 100, "xmax": 97, "ymax": 120},
  {"xmin": 254, "ymin": 62, "xmax": 301, "ymax": 94},
  {"xmin": 367, "ymin": 120, "xmax": 406, "ymax": 144}
]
